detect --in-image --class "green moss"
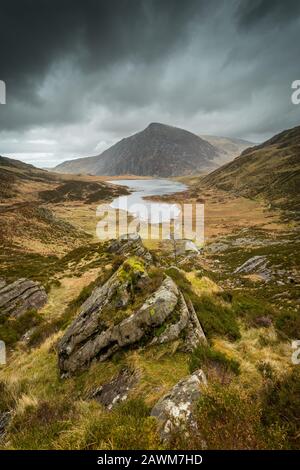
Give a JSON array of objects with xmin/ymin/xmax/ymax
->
[
  {"xmin": 230, "ymin": 291, "xmax": 275, "ymax": 327},
  {"xmin": 117, "ymin": 256, "xmax": 145, "ymax": 283}
]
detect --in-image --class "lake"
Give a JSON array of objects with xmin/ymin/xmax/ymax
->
[{"xmin": 108, "ymin": 179, "xmax": 187, "ymax": 224}]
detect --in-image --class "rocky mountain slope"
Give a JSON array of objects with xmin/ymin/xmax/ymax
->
[
  {"xmin": 201, "ymin": 125, "xmax": 300, "ymax": 213},
  {"xmin": 54, "ymin": 123, "xmax": 221, "ymax": 177},
  {"xmin": 199, "ymin": 135, "xmax": 253, "ymax": 165}
]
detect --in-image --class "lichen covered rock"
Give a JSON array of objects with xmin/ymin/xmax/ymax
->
[
  {"xmin": 151, "ymin": 369, "xmax": 207, "ymax": 442},
  {"xmin": 0, "ymin": 278, "xmax": 47, "ymax": 318},
  {"xmin": 58, "ymin": 257, "xmax": 206, "ymax": 376}
]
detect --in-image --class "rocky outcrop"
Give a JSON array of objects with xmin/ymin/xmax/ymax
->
[
  {"xmin": 58, "ymin": 269, "xmax": 178, "ymax": 375},
  {"xmin": 150, "ymin": 292, "xmax": 206, "ymax": 350},
  {"xmin": 151, "ymin": 369, "xmax": 207, "ymax": 442},
  {"xmin": 58, "ymin": 250, "xmax": 206, "ymax": 376},
  {"xmin": 88, "ymin": 368, "xmax": 140, "ymax": 410},
  {"xmin": 108, "ymin": 233, "xmax": 152, "ymax": 263},
  {"xmin": 234, "ymin": 255, "xmax": 271, "ymax": 281},
  {"xmin": 0, "ymin": 278, "xmax": 47, "ymax": 318}
]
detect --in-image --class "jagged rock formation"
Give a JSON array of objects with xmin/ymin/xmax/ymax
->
[
  {"xmin": 0, "ymin": 278, "xmax": 47, "ymax": 318},
  {"xmin": 151, "ymin": 369, "xmax": 207, "ymax": 442},
  {"xmin": 54, "ymin": 123, "xmax": 220, "ymax": 177},
  {"xmin": 108, "ymin": 233, "xmax": 152, "ymax": 263},
  {"xmin": 150, "ymin": 292, "xmax": 206, "ymax": 350},
  {"xmin": 58, "ymin": 237, "xmax": 206, "ymax": 376}
]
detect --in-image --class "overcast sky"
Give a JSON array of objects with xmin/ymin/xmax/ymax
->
[{"xmin": 0, "ymin": 0, "xmax": 299, "ymax": 167}]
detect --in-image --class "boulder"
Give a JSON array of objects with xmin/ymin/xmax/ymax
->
[
  {"xmin": 151, "ymin": 369, "xmax": 207, "ymax": 442},
  {"xmin": 0, "ymin": 278, "xmax": 47, "ymax": 318},
  {"xmin": 58, "ymin": 268, "xmax": 179, "ymax": 375},
  {"xmin": 88, "ymin": 368, "xmax": 140, "ymax": 410}
]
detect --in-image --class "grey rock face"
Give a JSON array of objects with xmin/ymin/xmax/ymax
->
[
  {"xmin": 108, "ymin": 233, "xmax": 152, "ymax": 263},
  {"xmin": 234, "ymin": 255, "xmax": 268, "ymax": 274},
  {"xmin": 151, "ymin": 369, "xmax": 207, "ymax": 442},
  {"xmin": 58, "ymin": 271, "xmax": 180, "ymax": 375},
  {"xmin": 234, "ymin": 255, "xmax": 271, "ymax": 281},
  {"xmin": 150, "ymin": 292, "xmax": 206, "ymax": 350},
  {"xmin": 0, "ymin": 278, "xmax": 47, "ymax": 318},
  {"xmin": 88, "ymin": 368, "xmax": 140, "ymax": 410},
  {"xmin": 58, "ymin": 251, "xmax": 206, "ymax": 376}
]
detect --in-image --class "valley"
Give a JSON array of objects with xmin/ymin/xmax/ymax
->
[
  {"xmin": 1, "ymin": 0, "xmax": 299, "ymax": 457},
  {"xmin": 0, "ymin": 148, "xmax": 299, "ymax": 449}
]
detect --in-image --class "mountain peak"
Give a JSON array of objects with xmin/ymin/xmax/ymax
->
[{"xmin": 55, "ymin": 123, "xmax": 220, "ymax": 177}]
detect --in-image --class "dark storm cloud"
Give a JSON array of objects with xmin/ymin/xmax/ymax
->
[
  {"xmin": 0, "ymin": 0, "xmax": 299, "ymax": 166},
  {"xmin": 0, "ymin": 0, "xmax": 203, "ymax": 99},
  {"xmin": 236, "ymin": 0, "xmax": 300, "ymax": 29}
]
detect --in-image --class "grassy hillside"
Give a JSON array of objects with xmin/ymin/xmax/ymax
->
[
  {"xmin": 0, "ymin": 156, "xmax": 129, "ymax": 254},
  {"xmin": 201, "ymin": 126, "xmax": 300, "ymax": 214}
]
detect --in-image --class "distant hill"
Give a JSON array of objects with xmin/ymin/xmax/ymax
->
[
  {"xmin": 199, "ymin": 135, "xmax": 254, "ymax": 165},
  {"xmin": 54, "ymin": 123, "xmax": 221, "ymax": 177},
  {"xmin": 0, "ymin": 155, "xmax": 127, "ymax": 204},
  {"xmin": 0, "ymin": 155, "xmax": 57, "ymax": 200},
  {"xmin": 201, "ymin": 125, "xmax": 300, "ymax": 213}
]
